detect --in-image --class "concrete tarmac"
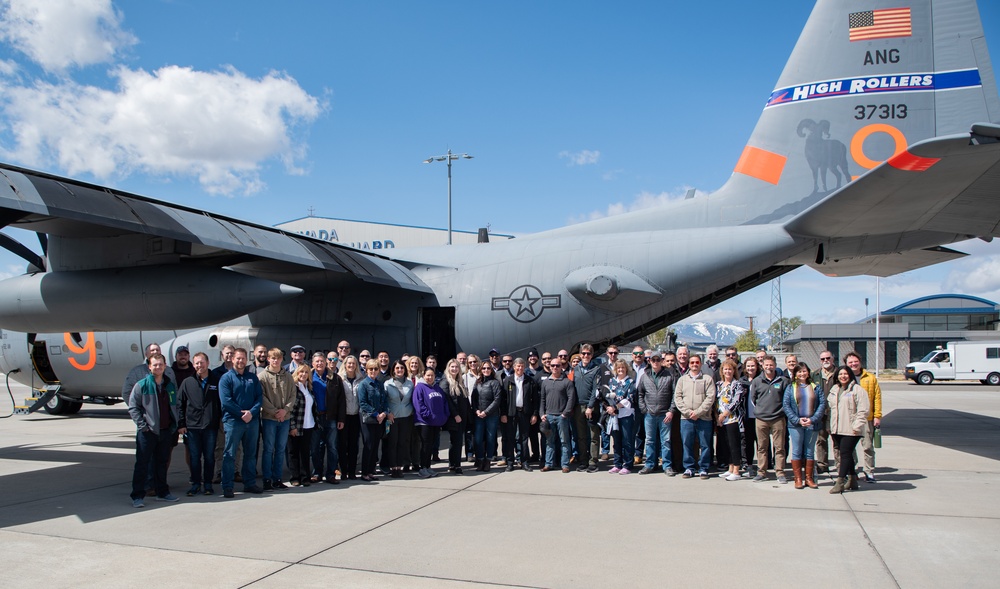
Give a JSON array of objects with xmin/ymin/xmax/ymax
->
[{"xmin": 0, "ymin": 381, "xmax": 998, "ymax": 588}]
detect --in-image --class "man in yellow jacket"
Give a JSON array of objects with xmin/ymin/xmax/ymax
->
[{"xmin": 846, "ymin": 352, "xmax": 882, "ymax": 483}]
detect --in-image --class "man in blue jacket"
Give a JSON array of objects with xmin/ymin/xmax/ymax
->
[{"xmin": 219, "ymin": 348, "xmax": 264, "ymax": 497}]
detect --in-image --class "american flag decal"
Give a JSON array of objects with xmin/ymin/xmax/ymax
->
[{"xmin": 849, "ymin": 7, "xmax": 912, "ymax": 41}]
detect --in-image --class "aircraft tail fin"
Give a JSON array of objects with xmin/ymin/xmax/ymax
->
[{"xmin": 717, "ymin": 0, "xmax": 1000, "ymax": 224}]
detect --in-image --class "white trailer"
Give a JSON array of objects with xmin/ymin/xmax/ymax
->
[{"xmin": 904, "ymin": 341, "xmax": 1000, "ymax": 385}]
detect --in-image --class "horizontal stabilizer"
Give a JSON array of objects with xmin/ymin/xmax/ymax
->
[
  {"xmin": 785, "ymin": 125, "xmax": 1000, "ymax": 240},
  {"xmin": 808, "ymin": 245, "xmax": 967, "ymax": 277}
]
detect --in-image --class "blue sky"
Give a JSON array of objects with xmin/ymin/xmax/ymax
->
[{"xmin": 0, "ymin": 0, "xmax": 998, "ymax": 330}]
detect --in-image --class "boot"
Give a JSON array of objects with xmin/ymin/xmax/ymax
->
[
  {"xmin": 848, "ymin": 474, "xmax": 860, "ymax": 491},
  {"xmin": 792, "ymin": 460, "xmax": 804, "ymax": 489},
  {"xmin": 805, "ymin": 460, "xmax": 818, "ymax": 489},
  {"xmin": 829, "ymin": 477, "xmax": 845, "ymax": 494}
]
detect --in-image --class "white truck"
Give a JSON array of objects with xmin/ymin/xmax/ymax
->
[{"xmin": 904, "ymin": 341, "xmax": 1000, "ymax": 385}]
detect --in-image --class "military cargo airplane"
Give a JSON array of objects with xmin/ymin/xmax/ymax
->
[{"xmin": 1, "ymin": 0, "xmax": 999, "ymax": 413}]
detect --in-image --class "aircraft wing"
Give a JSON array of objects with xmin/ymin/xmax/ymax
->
[
  {"xmin": 785, "ymin": 124, "xmax": 1000, "ymax": 241},
  {"xmin": 0, "ymin": 163, "xmax": 429, "ymax": 292}
]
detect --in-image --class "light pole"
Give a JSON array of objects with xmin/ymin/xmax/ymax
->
[{"xmin": 423, "ymin": 149, "xmax": 473, "ymax": 245}]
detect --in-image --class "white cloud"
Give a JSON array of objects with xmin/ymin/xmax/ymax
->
[
  {"xmin": 810, "ymin": 306, "xmax": 866, "ymax": 324},
  {"xmin": 944, "ymin": 254, "xmax": 1000, "ymax": 295},
  {"xmin": 687, "ymin": 307, "xmax": 754, "ymax": 326},
  {"xmin": 570, "ymin": 188, "xmax": 704, "ymax": 224},
  {"xmin": 558, "ymin": 149, "xmax": 600, "ymax": 166},
  {"xmin": 0, "ymin": 0, "xmax": 136, "ymax": 72},
  {"xmin": 0, "ymin": 65, "xmax": 324, "ymax": 195}
]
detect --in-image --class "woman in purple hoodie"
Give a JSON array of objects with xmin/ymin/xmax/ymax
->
[{"xmin": 413, "ymin": 368, "xmax": 450, "ymax": 478}]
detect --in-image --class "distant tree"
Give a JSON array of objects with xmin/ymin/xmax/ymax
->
[
  {"xmin": 767, "ymin": 316, "xmax": 804, "ymax": 346},
  {"xmin": 644, "ymin": 327, "xmax": 677, "ymax": 350},
  {"xmin": 644, "ymin": 327, "xmax": 668, "ymax": 350},
  {"xmin": 734, "ymin": 329, "xmax": 761, "ymax": 352}
]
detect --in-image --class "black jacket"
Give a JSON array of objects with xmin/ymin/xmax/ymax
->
[
  {"xmin": 177, "ymin": 372, "xmax": 220, "ymax": 430},
  {"xmin": 501, "ymin": 373, "xmax": 540, "ymax": 417},
  {"xmin": 637, "ymin": 368, "xmax": 676, "ymax": 415},
  {"xmin": 441, "ymin": 378, "xmax": 471, "ymax": 430},
  {"xmin": 316, "ymin": 370, "xmax": 347, "ymax": 423},
  {"xmin": 472, "ymin": 378, "xmax": 503, "ymax": 415}
]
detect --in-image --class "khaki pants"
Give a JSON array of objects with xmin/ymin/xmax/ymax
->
[
  {"xmin": 755, "ymin": 417, "xmax": 786, "ymax": 474},
  {"xmin": 860, "ymin": 420, "xmax": 876, "ymax": 475},
  {"xmin": 815, "ymin": 411, "xmax": 830, "ymax": 470}
]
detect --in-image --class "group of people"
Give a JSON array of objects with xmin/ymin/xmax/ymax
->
[{"xmin": 123, "ymin": 339, "xmax": 883, "ymax": 508}]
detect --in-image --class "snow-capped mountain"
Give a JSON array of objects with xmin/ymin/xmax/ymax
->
[{"xmin": 671, "ymin": 322, "xmax": 748, "ymax": 346}]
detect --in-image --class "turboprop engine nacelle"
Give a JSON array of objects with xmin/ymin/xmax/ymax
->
[{"xmin": 0, "ymin": 265, "xmax": 302, "ymax": 332}]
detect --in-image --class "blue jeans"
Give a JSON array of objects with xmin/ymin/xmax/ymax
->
[
  {"xmin": 185, "ymin": 427, "xmax": 217, "ymax": 487},
  {"xmin": 611, "ymin": 415, "xmax": 636, "ymax": 468},
  {"xmin": 261, "ymin": 418, "xmax": 290, "ymax": 482},
  {"xmin": 474, "ymin": 413, "xmax": 499, "ymax": 461},
  {"xmin": 680, "ymin": 418, "xmax": 712, "ymax": 473},
  {"xmin": 788, "ymin": 424, "xmax": 819, "ymax": 460},
  {"xmin": 223, "ymin": 417, "xmax": 259, "ymax": 490},
  {"xmin": 644, "ymin": 413, "xmax": 673, "ymax": 471},
  {"xmin": 545, "ymin": 414, "xmax": 572, "ymax": 469},
  {"xmin": 310, "ymin": 416, "xmax": 340, "ymax": 479}
]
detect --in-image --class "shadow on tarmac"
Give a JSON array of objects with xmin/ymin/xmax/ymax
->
[{"xmin": 884, "ymin": 408, "xmax": 1000, "ymax": 462}]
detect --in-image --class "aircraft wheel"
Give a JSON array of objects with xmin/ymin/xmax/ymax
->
[
  {"xmin": 986, "ymin": 373, "xmax": 1000, "ymax": 386},
  {"xmin": 64, "ymin": 401, "xmax": 83, "ymax": 414},
  {"xmin": 43, "ymin": 395, "xmax": 70, "ymax": 415},
  {"xmin": 916, "ymin": 372, "xmax": 934, "ymax": 386}
]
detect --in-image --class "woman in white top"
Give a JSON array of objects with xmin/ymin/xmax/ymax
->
[{"xmin": 289, "ymin": 365, "xmax": 316, "ymax": 487}]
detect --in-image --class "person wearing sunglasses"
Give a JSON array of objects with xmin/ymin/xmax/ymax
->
[{"xmin": 472, "ymin": 362, "xmax": 503, "ymax": 471}]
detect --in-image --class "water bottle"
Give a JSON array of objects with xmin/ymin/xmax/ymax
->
[{"xmin": 873, "ymin": 425, "xmax": 882, "ymax": 449}]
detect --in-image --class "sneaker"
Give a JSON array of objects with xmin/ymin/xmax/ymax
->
[
  {"xmin": 719, "ymin": 472, "xmax": 730, "ymax": 478},
  {"xmin": 682, "ymin": 469, "xmax": 694, "ymax": 479},
  {"xmin": 203, "ymin": 486, "xmax": 214, "ymax": 496},
  {"xmin": 132, "ymin": 498, "xmax": 145, "ymax": 508},
  {"xmin": 223, "ymin": 489, "xmax": 235, "ymax": 498},
  {"xmin": 417, "ymin": 469, "xmax": 431, "ymax": 479},
  {"xmin": 753, "ymin": 473, "xmax": 767, "ymax": 482},
  {"xmin": 609, "ymin": 467, "xmax": 621, "ymax": 474},
  {"xmin": 698, "ymin": 471, "xmax": 710, "ymax": 480},
  {"xmin": 864, "ymin": 473, "xmax": 877, "ymax": 483},
  {"xmin": 186, "ymin": 484, "xmax": 200, "ymax": 497},
  {"xmin": 726, "ymin": 473, "xmax": 742, "ymax": 481},
  {"xmin": 586, "ymin": 465, "xmax": 599, "ymax": 473},
  {"xmin": 244, "ymin": 485, "xmax": 264, "ymax": 494},
  {"xmin": 429, "ymin": 469, "xmax": 440, "ymax": 477},
  {"xmin": 777, "ymin": 474, "xmax": 788, "ymax": 484},
  {"xmin": 665, "ymin": 469, "xmax": 678, "ymax": 477},
  {"xmin": 273, "ymin": 481, "xmax": 288, "ymax": 490},
  {"xmin": 638, "ymin": 467, "xmax": 653, "ymax": 475},
  {"xmin": 262, "ymin": 480, "xmax": 273, "ymax": 492},
  {"xmin": 619, "ymin": 468, "xmax": 631, "ymax": 475},
  {"xmin": 156, "ymin": 494, "xmax": 179, "ymax": 502}
]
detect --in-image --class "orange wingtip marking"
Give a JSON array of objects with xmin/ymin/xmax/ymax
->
[
  {"xmin": 887, "ymin": 150, "xmax": 940, "ymax": 172},
  {"xmin": 734, "ymin": 146, "xmax": 786, "ymax": 185}
]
